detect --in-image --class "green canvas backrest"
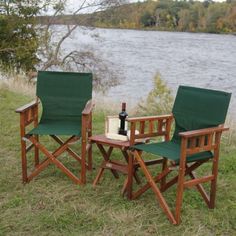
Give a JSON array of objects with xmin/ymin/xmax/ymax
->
[
  {"xmin": 172, "ymin": 86, "xmax": 231, "ymax": 142},
  {"xmin": 37, "ymin": 71, "xmax": 92, "ymax": 123}
]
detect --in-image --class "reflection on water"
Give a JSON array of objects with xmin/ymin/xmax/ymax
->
[{"xmin": 61, "ymin": 27, "xmax": 236, "ymax": 117}]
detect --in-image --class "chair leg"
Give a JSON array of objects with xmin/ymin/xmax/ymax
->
[
  {"xmin": 81, "ymin": 138, "xmax": 87, "ymax": 185},
  {"xmin": 20, "ymin": 138, "xmax": 28, "ymax": 183},
  {"xmin": 175, "ymin": 138, "xmax": 188, "ymax": 225},
  {"xmin": 189, "ymin": 171, "xmax": 210, "ymax": 207},
  {"xmin": 160, "ymin": 158, "xmax": 168, "ymax": 191},
  {"xmin": 209, "ymin": 133, "xmax": 221, "ymax": 209},
  {"xmin": 209, "ymin": 157, "xmax": 219, "ymax": 208},
  {"xmin": 27, "ymin": 135, "xmax": 82, "ymax": 184},
  {"xmin": 27, "ymin": 158, "xmax": 51, "ymax": 182},
  {"xmin": 209, "ymin": 180, "xmax": 217, "ymax": 209},
  {"xmin": 81, "ymin": 114, "xmax": 92, "ymax": 184},
  {"xmin": 175, "ymin": 166, "xmax": 185, "ymax": 225},
  {"xmin": 19, "ymin": 116, "xmax": 28, "ymax": 183},
  {"xmin": 34, "ymin": 112, "xmax": 39, "ymax": 167},
  {"xmin": 134, "ymin": 151, "xmax": 177, "ymax": 224},
  {"xmin": 88, "ymin": 116, "xmax": 93, "ymax": 170},
  {"xmin": 34, "ymin": 134, "xmax": 39, "ymax": 167},
  {"xmin": 132, "ymin": 167, "xmax": 171, "ymax": 200},
  {"xmin": 87, "ymin": 143, "xmax": 92, "ymax": 170},
  {"xmin": 52, "ymin": 158, "xmax": 81, "ymax": 184},
  {"xmin": 126, "ymin": 151, "xmax": 134, "ymax": 200},
  {"xmin": 93, "ymin": 167, "xmax": 105, "ymax": 186}
]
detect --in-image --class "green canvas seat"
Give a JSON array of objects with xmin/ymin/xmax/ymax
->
[
  {"xmin": 134, "ymin": 141, "xmax": 213, "ymax": 165},
  {"xmin": 28, "ymin": 120, "xmax": 82, "ymax": 136},
  {"xmin": 127, "ymin": 85, "xmax": 231, "ymax": 225},
  {"xmin": 16, "ymin": 71, "xmax": 94, "ymax": 185}
]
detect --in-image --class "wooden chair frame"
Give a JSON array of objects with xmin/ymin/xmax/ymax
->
[
  {"xmin": 15, "ymin": 99, "xmax": 94, "ymax": 185},
  {"xmin": 127, "ymin": 115, "xmax": 228, "ymax": 225}
]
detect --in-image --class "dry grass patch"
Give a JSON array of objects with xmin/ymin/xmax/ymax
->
[{"xmin": 0, "ymin": 74, "xmax": 35, "ymax": 98}]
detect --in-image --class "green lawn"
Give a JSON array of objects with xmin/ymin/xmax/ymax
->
[{"xmin": 0, "ymin": 88, "xmax": 236, "ymax": 235}]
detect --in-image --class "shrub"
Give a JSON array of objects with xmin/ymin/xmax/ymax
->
[{"xmin": 136, "ymin": 73, "xmax": 173, "ymax": 115}]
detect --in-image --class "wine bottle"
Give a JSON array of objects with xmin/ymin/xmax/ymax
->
[{"xmin": 118, "ymin": 102, "xmax": 128, "ymax": 136}]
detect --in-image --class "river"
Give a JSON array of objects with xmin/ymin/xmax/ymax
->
[{"xmin": 59, "ymin": 27, "xmax": 236, "ymax": 117}]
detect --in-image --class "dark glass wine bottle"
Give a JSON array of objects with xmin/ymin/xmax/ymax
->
[{"xmin": 118, "ymin": 102, "xmax": 128, "ymax": 136}]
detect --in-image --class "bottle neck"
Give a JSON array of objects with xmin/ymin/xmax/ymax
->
[{"xmin": 121, "ymin": 102, "xmax": 126, "ymax": 112}]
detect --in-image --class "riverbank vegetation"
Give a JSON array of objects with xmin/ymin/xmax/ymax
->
[
  {"xmin": 38, "ymin": 0, "xmax": 236, "ymax": 34},
  {"xmin": 0, "ymin": 79, "xmax": 236, "ymax": 235},
  {"xmin": 91, "ymin": 0, "xmax": 236, "ymax": 33},
  {"xmin": 136, "ymin": 74, "xmax": 174, "ymax": 116}
]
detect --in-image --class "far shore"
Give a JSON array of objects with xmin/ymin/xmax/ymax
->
[{"xmin": 39, "ymin": 23, "xmax": 236, "ymax": 36}]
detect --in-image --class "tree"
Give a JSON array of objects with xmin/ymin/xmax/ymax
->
[
  {"xmin": 177, "ymin": 9, "xmax": 190, "ymax": 31},
  {"xmin": 227, "ymin": 5, "xmax": 236, "ymax": 31},
  {"xmin": 206, "ymin": 3, "xmax": 229, "ymax": 32},
  {"xmin": 0, "ymin": 0, "xmax": 41, "ymax": 73},
  {"xmin": 140, "ymin": 11, "xmax": 155, "ymax": 26},
  {"xmin": 36, "ymin": 0, "xmax": 128, "ymax": 90}
]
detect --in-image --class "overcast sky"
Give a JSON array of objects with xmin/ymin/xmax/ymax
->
[
  {"xmin": 65, "ymin": 0, "xmax": 226, "ymax": 13},
  {"xmin": 66, "ymin": 0, "xmax": 226, "ymax": 6}
]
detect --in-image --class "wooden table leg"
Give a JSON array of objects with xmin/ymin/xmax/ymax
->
[
  {"xmin": 93, "ymin": 144, "xmax": 120, "ymax": 186},
  {"xmin": 91, "ymin": 138, "xmax": 138, "ymax": 200}
]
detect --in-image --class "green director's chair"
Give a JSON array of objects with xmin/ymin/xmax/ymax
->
[
  {"xmin": 127, "ymin": 86, "xmax": 231, "ymax": 225},
  {"xmin": 16, "ymin": 71, "xmax": 93, "ymax": 185}
]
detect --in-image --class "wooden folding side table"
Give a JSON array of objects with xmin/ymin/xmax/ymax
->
[{"xmin": 89, "ymin": 134, "xmax": 141, "ymax": 199}]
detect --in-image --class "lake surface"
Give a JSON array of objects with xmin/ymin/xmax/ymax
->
[{"xmin": 60, "ymin": 27, "xmax": 236, "ymax": 117}]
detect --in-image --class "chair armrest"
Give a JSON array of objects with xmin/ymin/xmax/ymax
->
[
  {"xmin": 179, "ymin": 126, "xmax": 229, "ymax": 138},
  {"xmin": 127, "ymin": 114, "xmax": 173, "ymax": 145},
  {"xmin": 179, "ymin": 125, "xmax": 229, "ymax": 156},
  {"xmin": 15, "ymin": 100, "xmax": 38, "ymax": 113},
  {"xmin": 15, "ymin": 100, "xmax": 39, "ymax": 128},
  {"xmin": 82, "ymin": 100, "xmax": 94, "ymax": 132},
  {"xmin": 82, "ymin": 100, "xmax": 94, "ymax": 115}
]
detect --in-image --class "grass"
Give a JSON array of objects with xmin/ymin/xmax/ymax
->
[{"xmin": 0, "ymin": 87, "xmax": 236, "ymax": 235}]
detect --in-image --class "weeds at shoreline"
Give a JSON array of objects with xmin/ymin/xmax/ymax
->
[{"xmin": 0, "ymin": 74, "xmax": 35, "ymax": 98}]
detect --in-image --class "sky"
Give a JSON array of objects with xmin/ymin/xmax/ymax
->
[
  {"xmin": 65, "ymin": 0, "xmax": 226, "ymax": 14},
  {"xmin": 66, "ymin": 0, "xmax": 226, "ymax": 5}
]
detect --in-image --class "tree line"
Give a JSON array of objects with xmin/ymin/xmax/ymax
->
[{"xmin": 92, "ymin": 0, "xmax": 236, "ymax": 33}]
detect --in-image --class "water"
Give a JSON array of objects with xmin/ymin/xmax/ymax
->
[{"xmin": 60, "ymin": 27, "xmax": 236, "ymax": 116}]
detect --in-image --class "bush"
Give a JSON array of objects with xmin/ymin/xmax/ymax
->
[{"xmin": 136, "ymin": 73, "xmax": 173, "ymax": 115}]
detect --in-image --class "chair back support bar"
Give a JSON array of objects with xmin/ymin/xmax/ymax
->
[{"xmin": 127, "ymin": 115, "xmax": 173, "ymax": 145}]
